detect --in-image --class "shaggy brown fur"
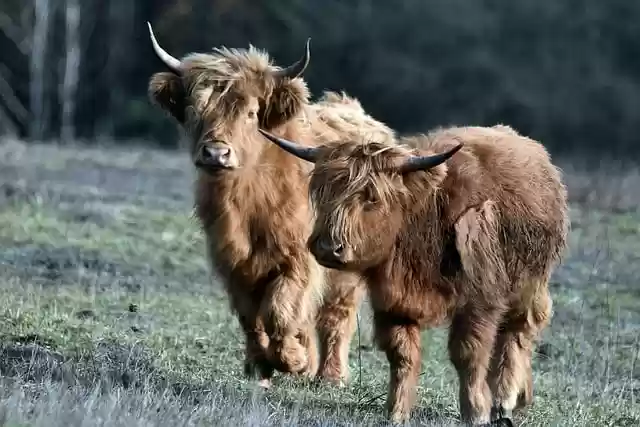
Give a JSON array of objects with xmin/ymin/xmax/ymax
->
[
  {"xmin": 261, "ymin": 125, "xmax": 569, "ymax": 425},
  {"xmin": 147, "ymin": 38, "xmax": 395, "ymax": 386}
]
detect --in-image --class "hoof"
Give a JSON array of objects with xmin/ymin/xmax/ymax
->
[
  {"xmin": 479, "ymin": 416, "xmax": 513, "ymax": 427},
  {"xmin": 490, "ymin": 406, "xmax": 513, "ymax": 422},
  {"xmin": 474, "ymin": 414, "xmax": 514, "ymax": 427},
  {"xmin": 244, "ymin": 362, "xmax": 254, "ymax": 377}
]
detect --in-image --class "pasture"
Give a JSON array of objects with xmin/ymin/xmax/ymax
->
[{"xmin": 0, "ymin": 137, "xmax": 638, "ymax": 426}]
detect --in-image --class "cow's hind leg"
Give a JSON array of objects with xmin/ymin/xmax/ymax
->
[
  {"xmin": 488, "ymin": 328, "xmax": 531, "ymax": 422},
  {"xmin": 316, "ymin": 271, "xmax": 365, "ymax": 386},
  {"xmin": 489, "ymin": 283, "xmax": 552, "ymax": 421},
  {"xmin": 448, "ymin": 306, "xmax": 503, "ymax": 426},
  {"xmin": 374, "ymin": 313, "xmax": 421, "ymax": 423}
]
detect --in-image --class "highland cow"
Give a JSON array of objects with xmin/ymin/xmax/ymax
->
[
  {"xmin": 145, "ymin": 23, "xmax": 395, "ymax": 387},
  {"xmin": 259, "ymin": 125, "xmax": 569, "ymax": 425}
]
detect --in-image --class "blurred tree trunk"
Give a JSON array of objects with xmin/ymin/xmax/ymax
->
[
  {"xmin": 0, "ymin": 3, "xmax": 32, "ymax": 137},
  {"xmin": 30, "ymin": 0, "xmax": 51, "ymax": 141},
  {"xmin": 60, "ymin": 0, "xmax": 80, "ymax": 142},
  {"xmin": 0, "ymin": 71, "xmax": 27, "ymax": 136},
  {"xmin": 100, "ymin": 0, "xmax": 134, "ymax": 139}
]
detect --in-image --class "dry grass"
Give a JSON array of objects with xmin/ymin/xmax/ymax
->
[{"xmin": 0, "ymin": 137, "xmax": 638, "ymax": 426}]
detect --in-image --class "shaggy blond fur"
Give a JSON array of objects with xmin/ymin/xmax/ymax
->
[
  {"xmin": 267, "ymin": 124, "xmax": 569, "ymax": 425},
  {"xmin": 148, "ymin": 43, "xmax": 394, "ymax": 386}
]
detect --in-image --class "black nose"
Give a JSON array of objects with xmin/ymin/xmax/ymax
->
[
  {"xmin": 318, "ymin": 239, "xmax": 344, "ymax": 258},
  {"xmin": 200, "ymin": 145, "xmax": 212, "ymax": 161},
  {"xmin": 332, "ymin": 243, "xmax": 344, "ymax": 257},
  {"xmin": 218, "ymin": 147, "xmax": 231, "ymax": 158}
]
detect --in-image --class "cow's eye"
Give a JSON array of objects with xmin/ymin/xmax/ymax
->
[
  {"xmin": 248, "ymin": 110, "xmax": 257, "ymax": 119},
  {"xmin": 363, "ymin": 188, "xmax": 378, "ymax": 205}
]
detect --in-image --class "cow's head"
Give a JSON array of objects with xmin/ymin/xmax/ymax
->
[
  {"xmin": 258, "ymin": 130, "xmax": 463, "ymax": 271},
  {"xmin": 146, "ymin": 23, "xmax": 311, "ymax": 172}
]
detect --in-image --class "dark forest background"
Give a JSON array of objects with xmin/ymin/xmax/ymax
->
[{"xmin": 1, "ymin": 0, "xmax": 640, "ymax": 159}]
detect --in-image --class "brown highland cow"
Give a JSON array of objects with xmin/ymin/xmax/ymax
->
[
  {"xmin": 259, "ymin": 125, "xmax": 569, "ymax": 426},
  {"xmin": 145, "ymin": 23, "xmax": 395, "ymax": 387}
]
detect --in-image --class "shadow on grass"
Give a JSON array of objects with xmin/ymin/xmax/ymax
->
[
  {"xmin": 0, "ymin": 339, "xmax": 464, "ymax": 427},
  {"xmin": 0, "ymin": 339, "xmax": 156, "ymax": 391}
]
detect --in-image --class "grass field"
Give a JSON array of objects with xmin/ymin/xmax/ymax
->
[{"xmin": 0, "ymin": 137, "xmax": 639, "ymax": 426}]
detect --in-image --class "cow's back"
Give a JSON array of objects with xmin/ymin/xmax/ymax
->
[
  {"xmin": 423, "ymin": 125, "xmax": 569, "ymax": 280},
  {"xmin": 306, "ymin": 91, "xmax": 396, "ymax": 146}
]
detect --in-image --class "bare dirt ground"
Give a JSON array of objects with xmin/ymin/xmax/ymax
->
[{"xmin": 0, "ymin": 137, "xmax": 638, "ymax": 426}]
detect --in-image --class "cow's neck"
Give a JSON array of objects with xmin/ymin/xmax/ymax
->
[{"xmin": 390, "ymin": 195, "xmax": 448, "ymax": 280}]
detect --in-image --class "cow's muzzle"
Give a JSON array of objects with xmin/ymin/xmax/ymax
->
[
  {"xmin": 194, "ymin": 142, "xmax": 239, "ymax": 171},
  {"xmin": 308, "ymin": 236, "xmax": 350, "ymax": 269}
]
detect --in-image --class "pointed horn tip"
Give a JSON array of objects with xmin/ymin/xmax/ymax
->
[
  {"xmin": 395, "ymin": 141, "xmax": 465, "ymax": 174},
  {"xmin": 450, "ymin": 141, "xmax": 464, "ymax": 155},
  {"xmin": 273, "ymin": 38, "xmax": 311, "ymax": 79},
  {"xmin": 303, "ymin": 38, "xmax": 311, "ymax": 61},
  {"xmin": 146, "ymin": 21, "xmax": 154, "ymax": 37},
  {"xmin": 146, "ymin": 21, "xmax": 182, "ymax": 73},
  {"xmin": 434, "ymin": 141, "xmax": 464, "ymax": 163}
]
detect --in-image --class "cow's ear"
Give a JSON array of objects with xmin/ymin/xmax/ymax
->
[
  {"xmin": 148, "ymin": 72, "xmax": 186, "ymax": 123},
  {"xmin": 260, "ymin": 77, "xmax": 310, "ymax": 130}
]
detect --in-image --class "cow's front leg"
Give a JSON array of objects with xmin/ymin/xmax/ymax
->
[
  {"xmin": 260, "ymin": 269, "xmax": 315, "ymax": 375},
  {"xmin": 297, "ymin": 321, "xmax": 319, "ymax": 378},
  {"xmin": 238, "ymin": 314, "xmax": 274, "ymax": 388},
  {"xmin": 316, "ymin": 270, "xmax": 365, "ymax": 386},
  {"xmin": 374, "ymin": 312, "xmax": 422, "ymax": 424}
]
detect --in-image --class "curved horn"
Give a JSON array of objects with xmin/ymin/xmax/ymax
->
[
  {"xmin": 395, "ymin": 142, "xmax": 464, "ymax": 174},
  {"xmin": 273, "ymin": 38, "xmax": 311, "ymax": 80},
  {"xmin": 258, "ymin": 129, "xmax": 319, "ymax": 163},
  {"xmin": 147, "ymin": 22, "xmax": 182, "ymax": 74}
]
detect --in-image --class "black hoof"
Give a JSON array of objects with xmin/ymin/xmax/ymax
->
[
  {"xmin": 243, "ymin": 361, "xmax": 255, "ymax": 377},
  {"xmin": 492, "ymin": 418, "xmax": 514, "ymax": 427},
  {"xmin": 490, "ymin": 405, "xmax": 514, "ymax": 426},
  {"xmin": 475, "ymin": 421, "xmax": 514, "ymax": 427}
]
